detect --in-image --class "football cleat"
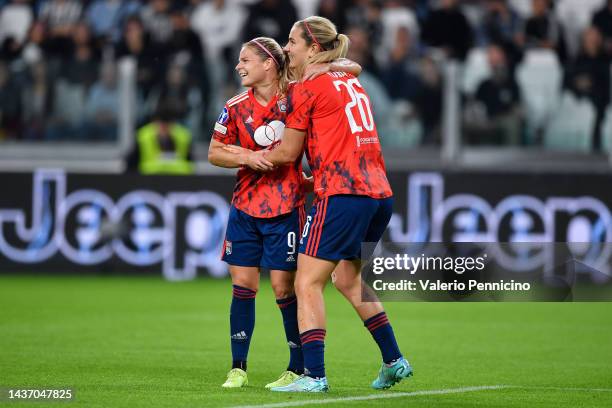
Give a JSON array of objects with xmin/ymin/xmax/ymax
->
[
  {"xmin": 264, "ymin": 370, "xmax": 301, "ymax": 389},
  {"xmin": 270, "ymin": 375, "xmax": 329, "ymax": 392},
  {"xmin": 371, "ymin": 357, "xmax": 413, "ymax": 390},
  {"xmin": 221, "ymin": 368, "xmax": 248, "ymax": 388}
]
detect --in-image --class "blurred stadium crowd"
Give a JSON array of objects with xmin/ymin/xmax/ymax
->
[{"xmin": 0, "ymin": 0, "xmax": 611, "ymax": 150}]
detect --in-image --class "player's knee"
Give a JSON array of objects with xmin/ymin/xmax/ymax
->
[
  {"xmin": 333, "ymin": 278, "xmax": 349, "ymax": 295},
  {"xmin": 271, "ymin": 280, "xmax": 294, "ymax": 299},
  {"xmin": 294, "ymin": 276, "xmax": 305, "ymax": 297},
  {"xmin": 295, "ymin": 273, "xmax": 324, "ymax": 297},
  {"xmin": 333, "ymin": 274, "xmax": 360, "ymax": 296}
]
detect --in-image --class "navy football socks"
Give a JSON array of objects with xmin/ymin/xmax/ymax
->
[
  {"xmin": 300, "ymin": 329, "xmax": 326, "ymax": 378},
  {"xmin": 276, "ymin": 295, "xmax": 304, "ymax": 374},
  {"xmin": 364, "ymin": 312, "xmax": 402, "ymax": 364},
  {"xmin": 230, "ymin": 285, "xmax": 257, "ymax": 370}
]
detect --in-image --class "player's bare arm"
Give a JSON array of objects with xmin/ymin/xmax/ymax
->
[
  {"xmin": 209, "ymin": 139, "xmax": 274, "ymax": 171},
  {"xmin": 208, "ymin": 139, "xmax": 246, "ymax": 168},
  {"xmin": 222, "ymin": 128, "xmax": 305, "ymax": 170},
  {"xmin": 260, "ymin": 128, "xmax": 306, "ymax": 167},
  {"xmin": 219, "ymin": 144, "xmax": 251, "ymax": 156},
  {"xmin": 302, "ymin": 58, "xmax": 362, "ymax": 81}
]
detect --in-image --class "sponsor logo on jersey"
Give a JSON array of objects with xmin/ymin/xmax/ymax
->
[{"xmin": 356, "ymin": 135, "xmax": 379, "ymax": 147}]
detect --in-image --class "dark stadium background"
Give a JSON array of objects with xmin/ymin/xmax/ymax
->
[{"xmin": 0, "ymin": 1, "xmax": 611, "ymax": 407}]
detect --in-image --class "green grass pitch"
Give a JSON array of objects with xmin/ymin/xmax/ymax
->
[{"xmin": 1, "ymin": 275, "xmax": 611, "ymax": 407}]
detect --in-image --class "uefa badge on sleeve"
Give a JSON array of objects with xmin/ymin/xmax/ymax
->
[{"xmin": 217, "ymin": 107, "xmax": 229, "ymax": 125}]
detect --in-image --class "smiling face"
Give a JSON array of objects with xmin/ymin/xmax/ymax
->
[
  {"xmin": 235, "ymin": 46, "xmax": 271, "ymax": 87},
  {"xmin": 283, "ymin": 24, "xmax": 317, "ymax": 71}
]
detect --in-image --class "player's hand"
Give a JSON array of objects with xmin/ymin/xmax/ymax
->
[
  {"xmin": 302, "ymin": 63, "xmax": 330, "ymax": 81},
  {"xmin": 244, "ymin": 150, "xmax": 274, "ymax": 172},
  {"xmin": 302, "ymin": 171, "xmax": 314, "ymax": 192}
]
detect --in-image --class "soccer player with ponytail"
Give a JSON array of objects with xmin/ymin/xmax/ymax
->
[
  {"xmin": 236, "ymin": 17, "xmax": 413, "ymax": 392},
  {"xmin": 208, "ymin": 36, "xmax": 362, "ymax": 389}
]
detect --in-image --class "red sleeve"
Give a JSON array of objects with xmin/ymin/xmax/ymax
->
[
  {"xmin": 286, "ymin": 83, "xmax": 316, "ymax": 131},
  {"xmin": 287, "ymin": 76, "xmax": 345, "ymax": 129},
  {"xmin": 211, "ymin": 105, "xmax": 237, "ymax": 144}
]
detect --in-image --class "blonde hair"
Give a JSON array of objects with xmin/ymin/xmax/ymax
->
[
  {"xmin": 293, "ymin": 16, "xmax": 350, "ymax": 79},
  {"xmin": 244, "ymin": 37, "xmax": 290, "ymax": 96}
]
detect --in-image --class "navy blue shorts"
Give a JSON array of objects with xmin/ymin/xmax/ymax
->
[
  {"xmin": 299, "ymin": 195, "xmax": 393, "ymax": 261},
  {"xmin": 222, "ymin": 206, "xmax": 306, "ymax": 271}
]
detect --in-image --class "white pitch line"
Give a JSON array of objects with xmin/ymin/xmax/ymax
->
[
  {"xmin": 229, "ymin": 385, "xmax": 612, "ymax": 408},
  {"xmin": 230, "ymin": 385, "xmax": 510, "ymax": 408},
  {"xmin": 519, "ymin": 386, "xmax": 612, "ymax": 393}
]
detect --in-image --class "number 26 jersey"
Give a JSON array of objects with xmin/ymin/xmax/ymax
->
[{"xmin": 285, "ymin": 72, "xmax": 392, "ymax": 201}]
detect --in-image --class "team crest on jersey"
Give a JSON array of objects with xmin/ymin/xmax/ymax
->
[
  {"xmin": 277, "ymin": 98, "xmax": 287, "ymax": 112},
  {"xmin": 217, "ymin": 107, "xmax": 229, "ymax": 125},
  {"xmin": 225, "ymin": 240, "xmax": 232, "ymax": 255}
]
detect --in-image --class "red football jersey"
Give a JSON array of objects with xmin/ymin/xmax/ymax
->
[
  {"xmin": 212, "ymin": 88, "xmax": 304, "ymax": 218},
  {"xmin": 286, "ymin": 72, "xmax": 393, "ymax": 200}
]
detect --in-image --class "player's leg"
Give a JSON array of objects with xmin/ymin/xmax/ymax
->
[
  {"xmin": 261, "ymin": 208, "xmax": 304, "ymax": 388},
  {"xmin": 272, "ymin": 198, "xmax": 340, "ymax": 392},
  {"xmin": 270, "ymin": 268, "xmax": 301, "ymax": 373},
  {"xmin": 223, "ymin": 265, "xmax": 259, "ymax": 388},
  {"xmin": 271, "ymin": 254, "xmax": 336, "ymax": 392},
  {"xmin": 295, "ymin": 253, "xmax": 336, "ymax": 371},
  {"xmin": 332, "ymin": 259, "xmax": 385, "ymax": 320},
  {"xmin": 265, "ymin": 269, "xmax": 303, "ymax": 388},
  {"xmin": 295, "ymin": 199, "xmax": 336, "ymax": 384},
  {"xmin": 352, "ymin": 197, "xmax": 412, "ymax": 389},
  {"xmin": 283, "ymin": 195, "xmax": 410, "ymax": 390},
  {"xmin": 221, "ymin": 207, "xmax": 263, "ymax": 388},
  {"xmin": 332, "ymin": 259, "xmax": 407, "ymax": 374}
]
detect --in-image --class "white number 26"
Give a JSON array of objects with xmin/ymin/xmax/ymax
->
[{"xmin": 333, "ymin": 78, "xmax": 374, "ymax": 134}]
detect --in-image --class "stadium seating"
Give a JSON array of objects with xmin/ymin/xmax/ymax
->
[
  {"xmin": 556, "ymin": 0, "xmax": 606, "ymax": 56},
  {"xmin": 53, "ymin": 80, "xmax": 87, "ymax": 126},
  {"xmin": 461, "ymin": 47, "xmax": 491, "ymax": 96},
  {"xmin": 508, "ymin": 0, "xmax": 533, "ymax": 19},
  {"xmin": 544, "ymin": 92, "xmax": 596, "ymax": 152},
  {"xmin": 516, "ymin": 49, "xmax": 563, "ymax": 143}
]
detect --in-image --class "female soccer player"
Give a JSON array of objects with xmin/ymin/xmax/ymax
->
[
  {"xmin": 208, "ymin": 36, "xmax": 362, "ymax": 389},
  {"xmin": 235, "ymin": 17, "xmax": 413, "ymax": 392}
]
